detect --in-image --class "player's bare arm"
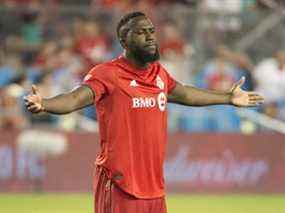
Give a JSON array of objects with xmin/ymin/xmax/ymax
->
[
  {"xmin": 168, "ymin": 77, "xmax": 264, "ymax": 107},
  {"xmin": 24, "ymin": 85, "xmax": 94, "ymax": 114}
]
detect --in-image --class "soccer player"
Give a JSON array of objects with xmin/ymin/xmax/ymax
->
[{"xmin": 24, "ymin": 11, "xmax": 264, "ymax": 213}]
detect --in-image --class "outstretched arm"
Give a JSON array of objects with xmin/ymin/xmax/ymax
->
[
  {"xmin": 168, "ymin": 77, "xmax": 264, "ymax": 107},
  {"xmin": 24, "ymin": 85, "xmax": 94, "ymax": 114}
]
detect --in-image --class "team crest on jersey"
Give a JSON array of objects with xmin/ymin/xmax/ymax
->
[{"xmin": 156, "ymin": 75, "xmax": 164, "ymax": 90}]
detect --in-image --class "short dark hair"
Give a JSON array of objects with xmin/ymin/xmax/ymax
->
[{"xmin": 116, "ymin": 11, "xmax": 147, "ymax": 39}]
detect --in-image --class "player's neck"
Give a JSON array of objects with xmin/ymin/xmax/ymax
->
[{"xmin": 123, "ymin": 51, "xmax": 150, "ymax": 69}]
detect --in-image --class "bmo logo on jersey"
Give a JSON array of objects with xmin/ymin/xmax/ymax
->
[{"xmin": 132, "ymin": 92, "xmax": 167, "ymax": 111}]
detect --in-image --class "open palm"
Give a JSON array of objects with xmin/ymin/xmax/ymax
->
[{"xmin": 230, "ymin": 77, "xmax": 264, "ymax": 107}]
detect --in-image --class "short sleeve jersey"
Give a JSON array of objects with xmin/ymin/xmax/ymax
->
[{"xmin": 83, "ymin": 56, "xmax": 176, "ymax": 199}]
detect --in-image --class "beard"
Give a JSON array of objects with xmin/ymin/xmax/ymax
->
[{"xmin": 130, "ymin": 45, "xmax": 160, "ymax": 64}]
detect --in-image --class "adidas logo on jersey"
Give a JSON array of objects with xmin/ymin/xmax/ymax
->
[{"xmin": 130, "ymin": 80, "xmax": 138, "ymax": 87}]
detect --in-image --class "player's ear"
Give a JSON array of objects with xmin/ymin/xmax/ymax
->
[
  {"xmin": 119, "ymin": 37, "xmax": 127, "ymax": 48},
  {"xmin": 118, "ymin": 27, "xmax": 129, "ymax": 48}
]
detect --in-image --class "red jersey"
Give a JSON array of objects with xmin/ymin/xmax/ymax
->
[{"xmin": 83, "ymin": 56, "xmax": 176, "ymax": 198}]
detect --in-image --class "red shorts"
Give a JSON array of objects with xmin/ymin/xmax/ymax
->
[{"xmin": 93, "ymin": 166, "xmax": 167, "ymax": 213}]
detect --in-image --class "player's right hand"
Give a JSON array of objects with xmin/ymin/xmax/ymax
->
[{"xmin": 24, "ymin": 85, "xmax": 44, "ymax": 113}]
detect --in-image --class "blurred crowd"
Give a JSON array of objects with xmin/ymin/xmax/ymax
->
[{"xmin": 0, "ymin": 0, "xmax": 285, "ymax": 133}]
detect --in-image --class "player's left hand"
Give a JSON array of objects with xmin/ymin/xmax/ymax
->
[{"xmin": 230, "ymin": 77, "xmax": 264, "ymax": 107}]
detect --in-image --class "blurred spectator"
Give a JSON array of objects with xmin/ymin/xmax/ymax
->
[
  {"xmin": 20, "ymin": 8, "xmax": 42, "ymax": 46},
  {"xmin": 253, "ymin": 51, "xmax": 285, "ymax": 121},
  {"xmin": 92, "ymin": 0, "xmax": 132, "ymax": 10},
  {"xmin": 34, "ymin": 41, "xmax": 58, "ymax": 68},
  {"xmin": 23, "ymin": 41, "xmax": 58, "ymax": 87},
  {"xmin": 51, "ymin": 47, "xmax": 83, "ymax": 93},
  {"xmin": 217, "ymin": 46, "xmax": 255, "ymax": 90},
  {"xmin": 0, "ymin": 82, "xmax": 27, "ymax": 129},
  {"xmin": 3, "ymin": 0, "xmax": 33, "ymax": 6},
  {"xmin": 74, "ymin": 20, "xmax": 110, "ymax": 70},
  {"xmin": 201, "ymin": 0, "xmax": 243, "ymax": 14},
  {"xmin": 254, "ymin": 51, "xmax": 285, "ymax": 103},
  {"xmin": 197, "ymin": 46, "xmax": 255, "ymax": 91},
  {"xmin": 194, "ymin": 46, "xmax": 245, "ymax": 132},
  {"xmin": 0, "ymin": 55, "xmax": 16, "ymax": 87},
  {"xmin": 0, "ymin": 54, "xmax": 22, "ymax": 87},
  {"xmin": 197, "ymin": 46, "xmax": 239, "ymax": 90},
  {"xmin": 3, "ymin": 0, "xmax": 59, "ymax": 7},
  {"xmin": 159, "ymin": 21, "xmax": 193, "ymax": 84},
  {"xmin": 257, "ymin": 0, "xmax": 285, "ymax": 9}
]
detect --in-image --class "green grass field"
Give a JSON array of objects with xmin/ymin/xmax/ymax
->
[{"xmin": 0, "ymin": 194, "xmax": 285, "ymax": 213}]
